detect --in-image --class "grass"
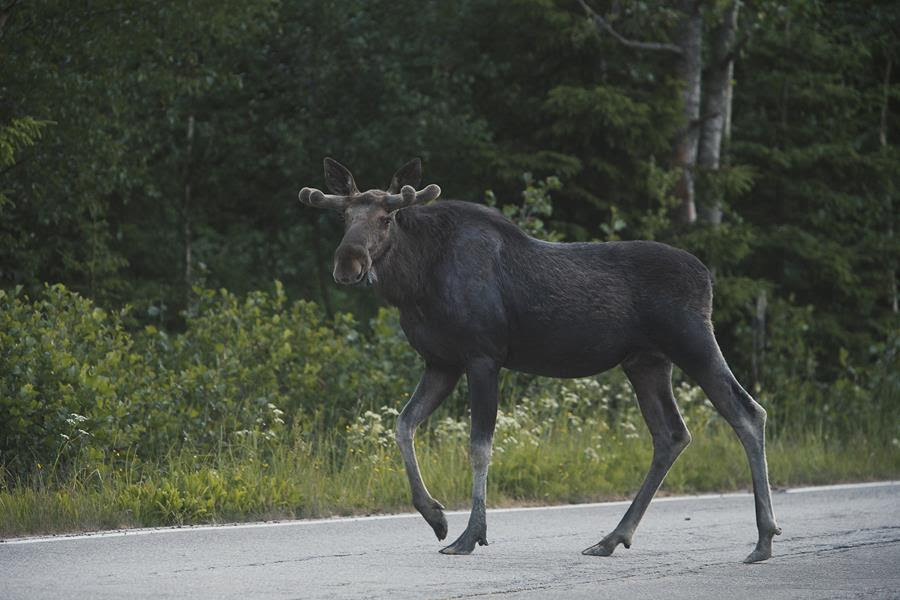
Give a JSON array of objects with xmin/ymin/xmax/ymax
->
[{"xmin": 2, "ymin": 422, "xmax": 898, "ymax": 539}]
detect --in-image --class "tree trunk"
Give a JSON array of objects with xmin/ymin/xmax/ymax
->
[
  {"xmin": 672, "ymin": 0, "xmax": 703, "ymax": 224},
  {"xmin": 183, "ymin": 114, "xmax": 195, "ymax": 313},
  {"xmin": 880, "ymin": 56, "xmax": 897, "ymax": 313},
  {"xmin": 751, "ymin": 288, "xmax": 767, "ymax": 390},
  {"xmin": 698, "ymin": 0, "xmax": 740, "ymax": 226},
  {"xmin": 576, "ymin": 0, "xmax": 705, "ymax": 225}
]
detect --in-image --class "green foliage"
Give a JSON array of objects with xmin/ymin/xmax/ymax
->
[
  {"xmin": 3, "ymin": 283, "xmax": 897, "ymax": 484},
  {"xmin": 0, "ymin": 117, "xmax": 54, "ymax": 268},
  {"xmin": 2, "ymin": 0, "xmax": 896, "ymax": 395},
  {"xmin": 486, "ymin": 173, "xmax": 564, "ymax": 241},
  {"xmin": 0, "ymin": 283, "xmax": 422, "ymax": 477},
  {"xmin": 0, "ymin": 285, "xmax": 146, "ymax": 474},
  {"xmin": 0, "ymin": 118, "xmax": 51, "ymax": 170},
  {"xmin": 2, "ymin": 403, "xmax": 898, "ymax": 539},
  {"xmin": 729, "ymin": 0, "xmax": 900, "ymax": 378},
  {"xmin": 0, "ymin": 284, "xmax": 897, "ymax": 537}
]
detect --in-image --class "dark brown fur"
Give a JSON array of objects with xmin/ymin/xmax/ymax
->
[{"xmin": 299, "ymin": 158, "xmax": 781, "ymax": 562}]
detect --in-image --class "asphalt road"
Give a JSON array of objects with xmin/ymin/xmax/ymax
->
[{"xmin": 2, "ymin": 481, "xmax": 898, "ymax": 599}]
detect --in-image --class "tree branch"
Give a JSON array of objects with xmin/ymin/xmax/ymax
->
[{"xmin": 577, "ymin": 0, "xmax": 683, "ymax": 55}]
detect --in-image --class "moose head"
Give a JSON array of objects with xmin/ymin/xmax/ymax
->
[{"xmin": 299, "ymin": 158, "xmax": 441, "ymax": 285}]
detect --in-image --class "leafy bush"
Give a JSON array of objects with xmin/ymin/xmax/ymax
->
[
  {"xmin": 0, "ymin": 283, "xmax": 424, "ymax": 478},
  {"xmin": 0, "ymin": 285, "xmax": 151, "ymax": 475},
  {"xmin": 2, "ymin": 281, "xmax": 897, "ymax": 487}
]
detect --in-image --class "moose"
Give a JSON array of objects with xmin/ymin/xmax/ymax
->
[{"xmin": 298, "ymin": 158, "xmax": 781, "ymax": 563}]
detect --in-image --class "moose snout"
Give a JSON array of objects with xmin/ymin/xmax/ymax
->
[
  {"xmin": 334, "ymin": 261, "xmax": 364, "ymax": 285},
  {"xmin": 333, "ymin": 244, "xmax": 370, "ymax": 285}
]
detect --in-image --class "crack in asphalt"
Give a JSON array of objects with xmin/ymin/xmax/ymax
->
[
  {"xmin": 147, "ymin": 552, "xmax": 367, "ymax": 576},
  {"xmin": 779, "ymin": 537, "xmax": 900, "ymax": 558}
]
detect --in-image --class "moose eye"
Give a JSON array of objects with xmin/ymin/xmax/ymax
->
[{"xmin": 380, "ymin": 216, "xmax": 392, "ymax": 227}]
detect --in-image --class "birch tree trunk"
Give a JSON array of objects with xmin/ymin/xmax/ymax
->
[
  {"xmin": 577, "ymin": 0, "xmax": 716, "ymax": 226},
  {"xmin": 698, "ymin": 0, "xmax": 740, "ymax": 226},
  {"xmin": 672, "ymin": 0, "xmax": 703, "ymax": 224}
]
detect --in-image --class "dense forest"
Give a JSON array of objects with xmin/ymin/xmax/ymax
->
[
  {"xmin": 4, "ymin": 0, "xmax": 898, "ymax": 368},
  {"xmin": 1, "ymin": 0, "xmax": 898, "ymax": 520}
]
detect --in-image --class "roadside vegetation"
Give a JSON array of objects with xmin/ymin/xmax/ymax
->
[{"xmin": 1, "ymin": 282, "xmax": 897, "ymax": 538}]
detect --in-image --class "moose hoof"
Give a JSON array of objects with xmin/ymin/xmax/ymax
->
[
  {"xmin": 743, "ymin": 548, "xmax": 772, "ymax": 563},
  {"xmin": 428, "ymin": 513, "xmax": 449, "ymax": 541},
  {"xmin": 416, "ymin": 499, "xmax": 448, "ymax": 541},
  {"xmin": 743, "ymin": 526, "xmax": 781, "ymax": 563},
  {"xmin": 582, "ymin": 534, "xmax": 630, "ymax": 557},
  {"xmin": 439, "ymin": 531, "xmax": 488, "ymax": 555}
]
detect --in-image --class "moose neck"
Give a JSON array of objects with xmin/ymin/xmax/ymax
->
[{"xmin": 371, "ymin": 206, "xmax": 449, "ymax": 308}]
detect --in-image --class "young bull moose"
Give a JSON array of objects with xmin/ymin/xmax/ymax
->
[{"xmin": 298, "ymin": 158, "xmax": 781, "ymax": 563}]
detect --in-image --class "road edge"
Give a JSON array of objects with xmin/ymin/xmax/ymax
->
[{"xmin": 3, "ymin": 480, "xmax": 898, "ymax": 545}]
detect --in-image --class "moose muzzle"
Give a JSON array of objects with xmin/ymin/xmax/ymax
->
[{"xmin": 333, "ymin": 242, "xmax": 371, "ymax": 285}]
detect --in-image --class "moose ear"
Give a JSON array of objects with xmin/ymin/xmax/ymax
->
[
  {"xmin": 387, "ymin": 158, "xmax": 422, "ymax": 193},
  {"xmin": 323, "ymin": 157, "xmax": 358, "ymax": 196}
]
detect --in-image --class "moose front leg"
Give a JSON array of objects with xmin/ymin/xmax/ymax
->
[
  {"xmin": 440, "ymin": 358, "xmax": 499, "ymax": 555},
  {"xmin": 396, "ymin": 364, "xmax": 462, "ymax": 541}
]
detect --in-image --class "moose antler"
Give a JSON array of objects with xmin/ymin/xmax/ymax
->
[
  {"xmin": 298, "ymin": 187, "xmax": 349, "ymax": 211},
  {"xmin": 383, "ymin": 184, "xmax": 441, "ymax": 209}
]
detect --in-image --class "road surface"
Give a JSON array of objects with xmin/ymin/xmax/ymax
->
[{"xmin": 2, "ymin": 481, "xmax": 898, "ymax": 599}]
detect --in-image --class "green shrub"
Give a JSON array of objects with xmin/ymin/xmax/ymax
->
[
  {"xmin": 0, "ymin": 285, "xmax": 150, "ymax": 475},
  {"xmin": 1, "ymin": 283, "xmax": 898, "ymax": 537},
  {"xmin": 1, "ymin": 281, "xmax": 897, "ymax": 489},
  {"xmin": 0, "ymin": 282, "xmax": 435, "ymax": 480}
]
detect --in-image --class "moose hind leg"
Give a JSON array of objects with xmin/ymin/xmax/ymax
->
[
  {"xmin": 583, "ymin": 353, "xmax": 691, "ymax": 557},
  {"xmin": 672, "ymin": 324, "xmax": 781, "ymax": 563},
  {"xmin": 440, "ymin": 358, "xmax": 498, "ymax": 555},
  {"xmin": 701, "ymin": 371, "xmax": 781, "ymax": 562},
  {"xmin": 396, "ymin": 364, "xmax": 462, "ymax": 541}
]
